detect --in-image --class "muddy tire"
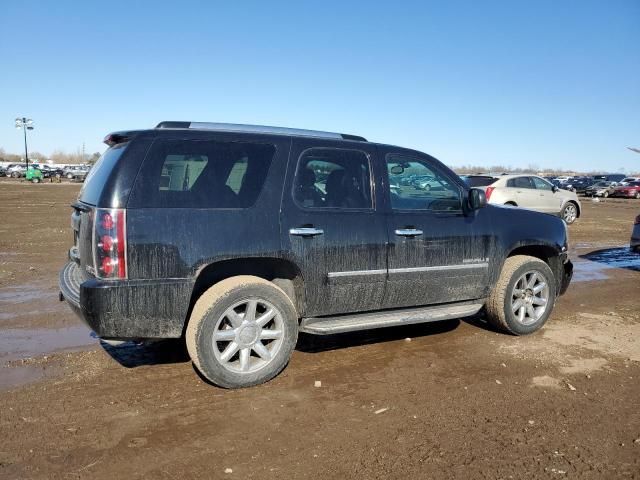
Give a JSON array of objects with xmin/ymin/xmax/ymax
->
[
  {"xmin": 186, "ymin": 276, "xmax": 298, "ymax": 389},
  {"xmin": 485, "ymin": 255, "xmax": 556, "ymax": 335}
]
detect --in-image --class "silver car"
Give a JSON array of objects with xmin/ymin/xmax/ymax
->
[{"xmin": 482, "ymin": 174, "xmax": 581, "ymax": 224}]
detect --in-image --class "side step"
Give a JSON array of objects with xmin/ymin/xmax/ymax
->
[{"xmin": 299, "ymin": 302, "xmax": 484, "ymax": 335}]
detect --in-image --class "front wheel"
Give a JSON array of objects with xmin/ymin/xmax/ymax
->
[
  {"xmin": 561, "ymin": 202, "xmax": 578, "ymax": 224},
  {"xmin": 32, "ymin": 178, "xmax": 40, "ymax": 183},
  {"xmin": 485, "ymin": 255, "xmax": 556, "ymax": 335},
  {"xmin": 635, "ymin": 192, "xmax": 640, "ymax": 199},
  {"xmin": 186, "ymin": 276, "xmax": 298, "ymax": 388},
  {"xmin": 603, "ymin": 191, "xmax": 609, "ymax": 198}
]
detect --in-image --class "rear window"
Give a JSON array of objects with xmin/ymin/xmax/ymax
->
[
  {"xmin": 78, "ymin": 144, "xmax": 127, "ymax": 206},
  {"xmin": 131, "ymin": 139, "xmax": 275, "ymax": 208},
  {"xmin": 463, "ymin": 176, "xmax": 497, "ymax": 187}
]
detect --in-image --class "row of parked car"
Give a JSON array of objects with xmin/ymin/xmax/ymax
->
[
  {"xmin": 546, "ymin": 174, "xmax": 640, "ymax": 199},
  {"xmin": 0, "ymin": 163, "xmax": 90, "ymax": 182}
]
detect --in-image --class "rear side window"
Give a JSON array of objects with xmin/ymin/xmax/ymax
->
[
  {"xmin": 79, "ymin": 143, "xmax": 127, "ymax": 206},
  {"xmin": 507, "ymin": 177, "xmax": 534, "ymax": 189},
  {"xmin": 133, "ymin": 139, "xmax": 275, "ymax": 208},
  {"xmin": 293, "ymin": 148, "xmax": 372, "ymax": 209}
]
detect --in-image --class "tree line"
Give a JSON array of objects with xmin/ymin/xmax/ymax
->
[{"xmin": 0, "ymin": 147, "xmax": 101, "ymax": 164}]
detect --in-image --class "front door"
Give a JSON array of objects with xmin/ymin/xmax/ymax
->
[
  {"xmin": 381, "ymin": 149, "xmax": 490, "ymax": 309},
  {"xmin": 280, "ymin": 138, "xmax": 387, "ymax": 317}
]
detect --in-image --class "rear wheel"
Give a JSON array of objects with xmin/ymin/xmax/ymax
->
[
  {"xmin": 635, "ymin": 192, "xmax": 640, "ymax": 199},
  {"xmin": 485, "ymin": 255, "xmax": 556, "ymax": 335},
  {"xmin": 186, "ymin": 276, "xmax": 298, "ymax": 388},
  {"xmin": 32, "ymin": 178, "xmax": 40, "ymax": 183}
]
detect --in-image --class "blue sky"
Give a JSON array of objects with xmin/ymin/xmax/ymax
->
[{"xmin": 1, "ymin": 0, "xmax": 638, "ymax": 172}]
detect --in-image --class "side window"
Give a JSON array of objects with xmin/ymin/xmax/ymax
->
[
  {"xmin": 507, "ymin": 177, "xmax": 534, "ymax": 189},
  {"xmin": 531, "ymin": 177, "xmax": 553, "ymax": 191},
  {"xmin": 135, "ymin": 139, "xmax": 275, "ymax": 208},
  {"xmin": 293, "ymin": 148, "xmax": 372, "ymax": 209},
  {"xmin": 386, "ymin": 154, "xmax": 462, "ymax": 211}
]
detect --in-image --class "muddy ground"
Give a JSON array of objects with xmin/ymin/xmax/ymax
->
[{"xmin": 0, "ymin": 181, "xmax": 639, "ymax": 479}]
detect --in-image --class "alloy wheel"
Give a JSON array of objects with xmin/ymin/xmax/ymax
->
[{"xmin": 510, "ymin": 271, "xmax": 550, "ymax": 326}]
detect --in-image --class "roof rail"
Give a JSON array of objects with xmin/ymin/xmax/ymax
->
[{"xmin": 155, "ymin": 121, "xmax": 367, "ymax": 142}]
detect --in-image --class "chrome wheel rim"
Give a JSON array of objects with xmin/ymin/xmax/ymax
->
[
  {"xmin": 212, "ymin": 297, "xmax": 285, "ymax": 374},
  {"xmin": 563, "ymin": 204, "xmax": 577, "ymax": 223},
  {"xmin": 511, "ymin": 271, "xmax": 550, "ymax": 326}
]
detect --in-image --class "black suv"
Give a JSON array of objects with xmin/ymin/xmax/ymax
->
[{"xmin": 60, "ymin": 122, "xmax": 573, "ymax": 388}]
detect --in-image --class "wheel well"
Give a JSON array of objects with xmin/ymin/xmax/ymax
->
[
  {"xmin": 507, "ymin": 245, "xmax": 556, "ymax": 263},
  {"xmin": 185, "ymin": 258, "xmax": 304, "ymax": 329},
  {"xmin": 505, "ymin": 201, "xmax": 517, "ymax": 206}
]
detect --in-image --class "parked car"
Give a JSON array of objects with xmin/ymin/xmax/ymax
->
[
  {"xmin": 611, "ymin": 181, "xmax": 640, "ymax": 199},
  {"xmin": 584, "ymin": 181, "xmax": 617, "ymax": 198},
  {"xmin": 59, "ymin": 121, "xmax": 573, "ymax": 389},
  {"xmin": 412, "ymin": 174, "xmax": 440, "ymax": 191},
  {"xmin": 39, "ymin": 164, "xmax": 64, "ymax": 179},
  {"xmin": 619, "ymin": 177, "xmax": 640, "ymax": 186},
  {"xmin": 6, "ymin": 163, "xmax": 27, "ymax": 178},
  {"xmin": 480, "ymin": 175, "xmax": 581, "ymax": 224},
  {"xmin": 593, "ymin": 174, "xmax": 626, "ymax": 183},
  {"xmin": 631, "ymin": 214, "xmax": 640, "ymax": 253},
  {"xmin": 564, "ymin": 177, "xmax": 595, "ymax": 194},
  {"xmin": 63, "ymin": 165, "xmax": 90, "ymax": 181},
  {"xmin": 25, "ymin": 166, "xmax": 43, "ymax": 183}
]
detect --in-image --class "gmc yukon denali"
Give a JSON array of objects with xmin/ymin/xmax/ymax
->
[{"xmin": 60, "ymin": 122, "xmax": 573, "ymax": 388}]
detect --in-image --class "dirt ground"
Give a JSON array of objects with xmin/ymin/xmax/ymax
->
[{"xmin": 0, "ymin": 181, "xmax": 639, "ymax": 479}]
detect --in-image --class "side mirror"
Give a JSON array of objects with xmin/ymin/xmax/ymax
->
[
  {"xmin": 468, "ymin": 188, "xmax": 487, "ymax": 210},
  {"xmin": 552, "ymin": 185, "xmax": 559, "ymax": 193}
]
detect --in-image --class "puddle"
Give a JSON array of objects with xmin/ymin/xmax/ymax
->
[
  {"xmin": 572, "ymin": 247, "xmax": 640, "ymax": 282},
  {"xmin": 0, "ymin": 324, "xmax": 97, "ymax": 391},
  {"xmin": 0, "ymin": 325, "xmax": 96, "ymax": 364},
  {"xmin": 0, "ymin": 284, "xmax": 50, "ymax": 304}
]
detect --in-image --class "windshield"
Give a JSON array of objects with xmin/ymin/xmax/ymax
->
[{"xmin": 78, "ymin": 143, "xmax": 127, "ymax": 205}]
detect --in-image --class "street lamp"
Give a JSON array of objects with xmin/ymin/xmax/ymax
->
[{"xmin": 15, "ymin": 117, "xmax": 34, "ymax": 169}]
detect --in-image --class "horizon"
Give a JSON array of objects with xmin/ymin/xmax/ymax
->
[{"xmin": 1, "ymin": 1, "xmax": 639, "ymax": 172}]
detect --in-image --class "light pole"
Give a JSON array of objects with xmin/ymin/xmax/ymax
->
[{"xmin": 15, "ymin": 117, "xmax": 34, "ymax": 169}]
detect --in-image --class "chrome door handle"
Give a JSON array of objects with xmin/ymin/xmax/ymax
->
[
  {"xmin": 289, "ymin": 227, "xmax": 324, "ymax": 237},
  {"xmin": 395, "ymin": 228, "xmax": 423, "ymax": 237}
]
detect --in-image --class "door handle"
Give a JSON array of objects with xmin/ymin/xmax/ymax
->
[
  {"xmin": 289, "ymin": 227, "xmax": 324, "ymax": 237},
  {"xmin": 395, "ymin": 228, "xmax": 423, "ymax": 237}
]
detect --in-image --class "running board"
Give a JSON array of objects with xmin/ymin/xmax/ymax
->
[{"xmin": 300, "ymin": 302, "xmax": 484, "ymax": 335}]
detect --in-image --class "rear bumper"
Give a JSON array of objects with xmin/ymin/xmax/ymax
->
[{"xmin": 59, "ymin": 261, "xmax": 194, "ymax": 340}]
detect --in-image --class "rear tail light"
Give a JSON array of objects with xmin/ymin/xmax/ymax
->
[
  {"xmin": 635, "ymin": 215, "xmax": 640, "ymax": 225},
  {"xmin": 485, "ymin": 186, "xmax": 495, "ymax": 201},
  {"xmin": 94, "ymin": 209, "xmax": 127, "ymax": 279}
]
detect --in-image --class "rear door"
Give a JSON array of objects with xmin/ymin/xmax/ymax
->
[
  {"xmin": 381, "ymin": 148, "xmax": 490, "ymax": 309},
  {"xmin": 506, "ymin": 176, "xmax": 539, "ymax": 209},
  {"xmin": 280, "ymin": 138, "xmax": 387, "ymax": 317}
]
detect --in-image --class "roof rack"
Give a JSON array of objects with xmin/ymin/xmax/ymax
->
[{"xmin": 155, "ymin": 121, "xmax": 367, "ymax": 142}]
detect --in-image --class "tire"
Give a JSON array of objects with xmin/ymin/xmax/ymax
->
[
  {"xmin": 186, "ymin": 276, "xmax": 298, "ymax": 388},
  {"xmin": 11, "ymin": 172, "xmax": 19, "ymax": 178},
  {"xmin": 635, "ymin": 192, "xmax": 640, "ymax": 200},
  {"xmin": 32, "ymin": 178, "xmax": 40, "ymax": 183},
  {"xmin": 67, "ymin": 173, "xmax": 73, "ymax": 179},
  {"xmin": 485, "ymin": 255, "xmax": 557, "ymax": 335},
  {"xmin": 561, "ymin": 202, "xmax": 578, "ymax": 224},
  {"xmin": 603, "ymin": 191, "xmax": 609, "ymax": 198}
]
